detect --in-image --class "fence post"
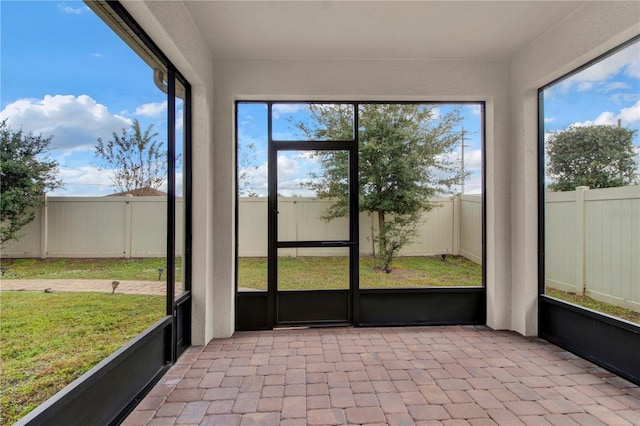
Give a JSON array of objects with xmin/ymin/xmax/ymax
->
[
  {"xmin": 40, "ymin": 193, "xmax": 48, "ymax": 259},
  {"xmin": 124, "ymin": 194, "xmax": 133, "ymax": 259},
  {"xmin": 575, "ymin": 186, "xmax": 588, "ymax": 295},
  {"xmin": 452, "ymin": 195, "xmax": 460, "ymax": 256}
]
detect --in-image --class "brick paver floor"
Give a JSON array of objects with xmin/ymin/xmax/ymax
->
[{"xmin": 123, "ymin": 326, "xmax": 640, "ymax": 426}]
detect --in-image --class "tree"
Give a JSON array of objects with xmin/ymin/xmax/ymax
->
[
  {"xmin": 295, "ymin": 104, "xmax": 464, "ymax": 269},
  {"xmin": 546, "ymin": 124, "xmax": 639, "ymax": 191},
  {"xmin": 238, "ymin": 142, "xmax": 260, "ymax": 197},
  {"xmin": 94, "ymin": 119, "xmax": 169, "ymax": 195},
  {"xmin": 0, "ymin": 120, "xmax": 62, "ymax": 245}
]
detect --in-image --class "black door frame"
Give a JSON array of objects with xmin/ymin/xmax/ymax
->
[
  {"xmin": 268, "ymin": 103, "xmax": 360, "ymax": 327},
  {"xmin": 236, "ymin": 101, "xmax": 486, "ymax": 330}
]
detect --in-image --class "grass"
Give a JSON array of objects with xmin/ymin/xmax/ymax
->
[
  {"xmin": 546, "ymin": 288, "xmax": 640, "ymax": 324},
  {"xmin": 0, "ymin": 292, "xmax": 165, "ymax": 426},
  {"xmin": 0, "ymin": 257, "xmax": 181, "ymax": 281},
  {"xmin": 238, "ymin": 255, "xmax": 483, "ymax": 290},
  {"xmin": 1, "ymin": 257, "xmax": 636, "ymax": 424}
]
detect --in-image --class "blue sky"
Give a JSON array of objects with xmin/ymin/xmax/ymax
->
[
  {"xmin": 1, "ymin": 1, "xmax": 171, "ymax": 196},
  {"xmin": 543, "ymin": 42, "xmax": 640, "ymax": 186},
  {"xmin": 1, "ymin": 2, "xmax": 638, "ymax": 197},
  {"xmin": 544, "ymin": 41, "xmax": 640, "ymax": 132},
  {"xmin": 238, "ymin": 103, "xmax": 484, "ymax": 196}
]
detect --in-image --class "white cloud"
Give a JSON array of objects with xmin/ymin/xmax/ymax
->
[
  {"xmin": 51, "ymin": 165, "xmax": 183, "ymax": 197},
  {"xmin": 572, "ymin": 100, "xmax": 640, "ymax": 127},
  {"xmin": 572, "ymin": 111, "xmax": 617, "ymax": 127},
  {"xmin": 296, "ymin": 151, "xmax": 319, "ymax": 161},
  {"xmin": 272, "ymin": 104, "xmax": 307, "ymax": 120},
  {"xmin": 0, "ymin": 94, "xmax": 132, "ymax": 152},
  {"xmin": 456, "ymin": 156, "xmax": 483, "ymax": 193},
  {"xmin": 134, "ymin": 101, "xmax": 167, "ymax": 118},
  {"xmin": 625, "ymin": 49, "xmax": 640, "ymax": 79},
  {"xmin": 240, "ymin": 115, "xmax": 253, "ymax": 126},
  {"xmin": 464, "ymin": 149, "xmax": 483, "ymax": 174},
  {"xmin": 58, "ymin": 165, "xmax": 110, "ymax": 185},
  {"xmin": 604, "ymin": 82, "xmax": 631, "ymax": 92},
  {"xmin": 467, "ymin": 104, "xmax": 482, "ymax": 116},
  {"xmin": 569, "ymin": 43, "xmax": 640, "ymax": 83},
  {"xmin": 241, "ymin": 162, "xmax": 267, "ymax": 185},
  {"xmin": 239, "ymin": 154, "xmax": 320, "ymax": 197},
  {"xmin": 577, "ymin": 82, "xmax": 595, "ymax": 92},
  {"xmin": 544, "ymin": 117, "xmax": 556, "ymax": 124},
  {"xmin": 610, "ymin": 92, "xmax": 640, "ymax": 104},
  {"xmin": 424, "ymin": 106, "xmax": 441, "ymax": 121},
  {"xmin": 50, "ymin": 165, "xmax": 113, "ymax": 196},
  {"xmin": 176, "ymin": 113, "xmax": 184, "ymax": 132},
  {"xmin": 276, "ymin": 179, "xmax": 316, "ymax": 197},
  {"xmin": 277, "ymin": 154, "xmax": 300, "ymax": 178},
  {"xmin": 619, "ymin": 100, "xmax": 640, "ymax": 123},
  {"xmin": 57, "ymin": 3, "xmax": 88, "ymax": 14},
  {"xmin": 544, "ymin": 131, "xmax": 554, "ymax": 144},
  {"xmin": 431, "ymin": 147, "xmax": 483, "ymax": 195},
  {"xmin": 92, "ymin": 53, "xmax": 104, "ymax": 58},
  {"xmin": 554, "ymin": 43, "xmax": 640, "ymax": 95},
  {"xmin": 593, "ymin": 111, "xmax": 617, "ymax": 125}
]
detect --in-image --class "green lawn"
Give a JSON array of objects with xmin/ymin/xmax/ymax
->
[
  {"xmin": 546, "ymin": 288, "xmax": 640, "ymax": 324},
  {"xmin": 239, "ymin": 255, "xmax": 483, "ymax": 290},
  {"xmin": 0, "ymin": 292, "xmax": 164, "ymax": 426},
  {"xmin": 2, "ymin": 257, "xmax": 637, "ymax": 424},
  {"xmin": 0, "ymin": 257, "xmax": 180, "ymax": 281}
]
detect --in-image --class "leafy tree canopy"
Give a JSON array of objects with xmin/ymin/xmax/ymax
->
[
  {"xmin": 94, "ymin": 119, "xmax": 169, "ymax": 196},
  {"xmin": 295, "ymin": 104, "xmax": 464, "ymax": 268},
  {"xmin": 0, "ymin": 120, "xmax": 62, "ymax": 245},
  {"xmin": 546, "ymin": 124, "xmax": 639, "ymax": 191}
]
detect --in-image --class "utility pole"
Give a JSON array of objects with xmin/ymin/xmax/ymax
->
[{"xmin": 460, "ymin": 127, "xmax": 468, "ymax": 194}]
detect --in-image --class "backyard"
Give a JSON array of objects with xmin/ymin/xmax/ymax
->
[
  {"xmin": 0, "ymin": 291, "xmax": 164, "ymax": 425},
  {"xmin": 546, "ymin": 288, "xmax": 640, "ymax": 324},
  {"xmin": 0, "ymin": 257, "xmax": 180, "ymax": 281},
  {"xmin": 1, "ymin": 255, "xmax": 638, "ymax": 424},
  {"xmin": 239, "ymin": 255, "xmax": 483, "ymax": 290}
]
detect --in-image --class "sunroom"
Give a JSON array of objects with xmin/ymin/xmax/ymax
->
[{"xmin": 7, "ymin": 1, "xmax": 639, "ymax": 424}]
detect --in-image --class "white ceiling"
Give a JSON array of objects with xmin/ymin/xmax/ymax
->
[{"xmin": 184, "ymin": 1, "xmax": 587, "ymax": 61}]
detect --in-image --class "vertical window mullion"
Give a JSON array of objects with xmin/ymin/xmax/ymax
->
[
  {"xmin": 167, "ymin": 68, "xmax": 176, "ymax": 349},
  {"xmin": 183, "ymin": 81, "xmax": 192, "ymax": 294}
]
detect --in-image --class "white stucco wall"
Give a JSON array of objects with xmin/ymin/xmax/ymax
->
[
  {"xmin": 122, "ymin": 0, "xmax": 640, "ymax": 342},
  {"xmin": 122, "ymin": 0, "xmax": 219, "ymax": 344},
  {"xmin": 212, "ymin": 58, "xmax": 513, "ymax": 335}
]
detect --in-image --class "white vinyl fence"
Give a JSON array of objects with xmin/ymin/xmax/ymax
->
[
  {"xmin": 545, "ymin": 185, "xmax": 640, "ymax": 312},
  {"xmin": 238, "ymin": 195, "xmax": 483, "ymax": 263},
  {"xmin": 3, "ymin": 194, "xmax": 482, "ymax": 264},
  {"xmin": 2, "ymin": 195, "xmax": 183, "ymax": 258},
  {"xmin": 5, "ymin": 187, "xmax": 638, "ymax": 312}
]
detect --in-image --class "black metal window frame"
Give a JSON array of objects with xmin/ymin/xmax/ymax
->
[
  {"xmin": 105, "ymin": 0, "xmax": 193, "ymax": 359},
  {"xmin": 235, "ymin": 100, "xmax": 486, "ymax": 329},
  {"xmin": 16, "ymin": 2, "xmax": 193, "ymax": 424},
  {"xmin": 537, "ymin": 35, "xmax": 640, "ymax": 385}
]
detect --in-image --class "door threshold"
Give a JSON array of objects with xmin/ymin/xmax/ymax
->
[{"xmin": 274, "ymin": 322, "xmax": 352, "ymax": 330}]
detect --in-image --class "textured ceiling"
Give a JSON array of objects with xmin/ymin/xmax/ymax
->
[{"xmin": 184, "ymin": 1, "xmax": 586, "ymax": 61}]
